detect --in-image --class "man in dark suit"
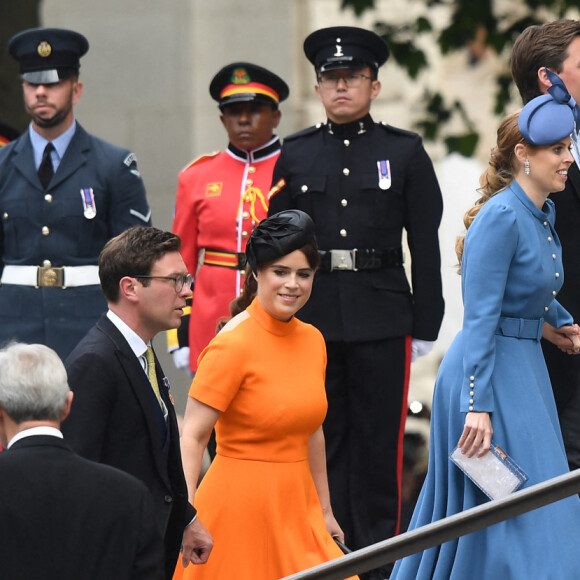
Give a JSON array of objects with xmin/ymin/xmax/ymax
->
[
  {"xmin": 511, "ymin": 20, "xmax": 580, "ymax": 472},
  {"xmin": 268, "ymin": 26, "xmax": 444, "ymax": 579},
  {"xmin": 0, "ymin": 341, "xmax": 164, "ymax": 580},
  {"xmin": 62, "ymin": 226, "xmax": 213, "ymax": 579},
  {"xmin": 0, "ymin": 27, "xmax": 151, "ymax": 360}
]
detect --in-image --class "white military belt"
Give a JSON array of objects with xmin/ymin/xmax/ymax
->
[{"xmin": 1, "ymin": 265, "xmax": 100, "ymax": 288}]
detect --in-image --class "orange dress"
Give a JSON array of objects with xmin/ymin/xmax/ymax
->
[{"xmin": 173, "ymin": 299, "xmax": 356, "ymax": 580}]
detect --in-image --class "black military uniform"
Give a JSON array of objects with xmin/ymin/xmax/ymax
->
[
  {"xmin": 0, "ymin": 28, "xmax": 151, "ymax": 360},
  {"xmin": 268, "ymin": 27, "xmax": 444, "ymax": 575}
]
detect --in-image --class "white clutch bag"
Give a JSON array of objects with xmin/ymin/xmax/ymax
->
[{"xmin": 449, "ymin": 443, "xmax": 528, "ymax": 500}]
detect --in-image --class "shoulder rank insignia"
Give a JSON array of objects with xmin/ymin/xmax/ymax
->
[
  {"xmin": 268, "ymin": 178, "xmax": 286, "ymax": 200},
  {"xmin": 182, "ymin": 151, "xmax": 220, "ymax": 172}
]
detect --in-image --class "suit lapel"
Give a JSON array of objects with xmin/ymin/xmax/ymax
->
[
  {"xmin": 150, "ymin": 345, "xmax": 179, "ymax": 456},
  {"xmin": 567, "ymin": 162, "xmax": 580, "ymax": 199},
  {"xmin": 96, "ymin": 316, "xmax": 172, "ymax": 487},
  {"xmin": 11, "ymin": 133, "xmax": 42, "ymax": 191}
]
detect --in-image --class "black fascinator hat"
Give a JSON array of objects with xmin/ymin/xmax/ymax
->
[{"xmin": 246, "ymin": 210, "xmax": 317, "ymax": 273}]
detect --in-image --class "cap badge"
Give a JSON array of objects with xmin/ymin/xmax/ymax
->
[
  {"xmin": 334, "ymin": 37, "xmax": 344, "ymax": 57},
  {"xmin": 37, "ymin": 41, "xmax": 52, "ymax": 58},
  {"xmin": 231, "ymin": 68, "xmax": 251, "ymax": 85}
]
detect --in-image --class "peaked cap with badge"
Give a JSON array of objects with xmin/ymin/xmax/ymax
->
[
  {"xmin": 303, "ymin": 26, "xmax": 389, "ymax": 72},
  {"xmin": 8, "ymin": 27, "xmax": 89, "ymax": 85},
  {"xmin": 209, "ymin": 62, "xmax": 289, "ymax": 110}
]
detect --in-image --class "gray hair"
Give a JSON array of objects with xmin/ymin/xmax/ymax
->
[{"xmin": 0, "ymin": 342, "xmax": 70, "ymax": 423}]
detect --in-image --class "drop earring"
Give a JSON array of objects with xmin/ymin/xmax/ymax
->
[{"xmin": 524, "ymin": 159, "xmax": 530, "ymax": 175}]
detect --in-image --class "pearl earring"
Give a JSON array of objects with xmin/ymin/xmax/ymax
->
[{"xmin": 524, "ymin": 159, "xmax": 530, "ymax": 175}]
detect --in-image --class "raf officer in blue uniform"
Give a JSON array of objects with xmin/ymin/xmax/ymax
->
[
  {"xmin": 268, "ymin": 27, "xmax": 444, "ymax": 579},
  {"xmin": 0, "ymin": 28, "xmax": 151, "ymax": 360}
]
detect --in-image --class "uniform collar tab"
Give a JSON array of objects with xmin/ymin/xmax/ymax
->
[{"xmin": 326, "ymin": 114, "xmax": 373, "ymax": 138}]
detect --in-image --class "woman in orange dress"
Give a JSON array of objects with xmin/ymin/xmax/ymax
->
[{"xmin": 174, "ymin": 210, "xmax": 356, "ymax": 580}]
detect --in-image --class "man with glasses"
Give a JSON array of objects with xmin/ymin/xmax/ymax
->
[
  {"xmin": 62, "ymin": 226, "xmax": 213, "ymax": 579},
  {"xmin": 268, "ymin": 26, "xmax": 444, "ymax": 579}
]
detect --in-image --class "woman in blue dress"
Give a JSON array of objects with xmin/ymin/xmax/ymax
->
[{"xmin": 392, "ymin": 82, "xmax": 580, "ymax": 579}]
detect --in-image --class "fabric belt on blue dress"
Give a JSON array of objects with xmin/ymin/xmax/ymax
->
[{"xmin": 495, "ymin": 316, "xmax": 544, "ymax": 341}]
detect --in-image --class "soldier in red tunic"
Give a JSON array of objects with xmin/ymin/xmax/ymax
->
[{"xmin": 169, "ymin": 63, "xmax": 289, "ymax": 374}]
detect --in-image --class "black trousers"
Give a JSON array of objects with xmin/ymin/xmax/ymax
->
[{"xmin": 324, "ymin": 337, "xmax": 411, "ymax": 552}]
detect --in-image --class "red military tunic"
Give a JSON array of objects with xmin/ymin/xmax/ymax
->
[{"xmin": 173, "ymin": 137, "xmax": 280, "ymax": 371}]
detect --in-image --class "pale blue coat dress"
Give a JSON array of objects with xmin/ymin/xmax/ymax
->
[{"xmin": 392, "ymin": 180, "xmax": 580, "ymax": 579}]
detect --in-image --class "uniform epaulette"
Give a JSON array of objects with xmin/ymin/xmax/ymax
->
[
  {"xmin": 378, "ymin": 122, "xmax": 418, "ymax": 139},
  {"xmin": 181, "ymin": 151, "xmax": 220, "ymax": 171},
  {"xmin": 283, "ymin": 123, "xmax": 325, "ymax": 142}
]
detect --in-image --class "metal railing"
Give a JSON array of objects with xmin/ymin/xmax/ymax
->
[{"xmin": 281, "ymin": 469, "xmax": 580, "ymax": 580}]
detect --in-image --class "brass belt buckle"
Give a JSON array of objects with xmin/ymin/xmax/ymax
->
[
  {"xmin": 330, "ymin": 249, "xmax": 357, "ymax": 271},
  {"xmin": 37, "ymin": 266, "xmax": 65, "ymax": 288}
]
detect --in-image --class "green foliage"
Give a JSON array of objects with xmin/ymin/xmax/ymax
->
[
  {"xmin": 438, "ymin": 0, "xmax": 494, "ymax": 54},
  {"xmin": 415, "ymin": 92, "xmax": 479, "ymax": 156},
  {"xmin": 341, "ymin": 0, "xmax": 375, "ymax": 16},
  {"xmin": 495, "ymin": 73, "xmax": 515, "ymax": 116},
  {"xmin": 340, "ymin": 0, "xmax": 580, "ymax": 156},
  {"xmin": 375, "ymin": 20, "xmax": 430, "ymax": 79}
]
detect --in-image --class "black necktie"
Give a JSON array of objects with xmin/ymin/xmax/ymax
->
[{"xmin": 38, "ymin": 142, "xmax": 54, "ymax": 189}]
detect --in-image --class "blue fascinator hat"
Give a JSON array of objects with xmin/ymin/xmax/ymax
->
[{"xmin": 519, "ymin": 70, "xmax": 579, "ymax": 146}]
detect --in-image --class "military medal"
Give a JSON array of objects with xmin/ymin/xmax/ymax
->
[
  {"xmin": 80, "ymin": 188, "xmax": 97, "ymax": 219},
  {"xmin": 377, "ymin": 160, "xmax": 391, "ymax": 190}
]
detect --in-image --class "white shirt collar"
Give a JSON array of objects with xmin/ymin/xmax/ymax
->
[
  {"xmin": 8, "ymin": 426, "xmax": 63, "ymax": 448},
  {"xmin": 572, "ymin": 130, "xmax": 580, "ymax": 167},
  {"xmin": 106, "ymin": 309, "xmax": 149, "ymax": 359},
  {"xmin": 106, "ymin": 311, "xmax": 168, "ymax": 418}
]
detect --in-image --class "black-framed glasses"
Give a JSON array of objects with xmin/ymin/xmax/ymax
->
[
  {"xmin": 317, "ymin": 73, "xmax": 372, "ymax": 89},
  {"xmin": 133, "ymin": 273, "xmax": 193, "ymax": 293}
]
